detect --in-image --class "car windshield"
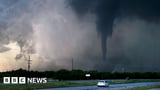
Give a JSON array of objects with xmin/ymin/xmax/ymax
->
[{"xmin": 99, "ymin": 81, "xmax": 105, "ymax": 83}]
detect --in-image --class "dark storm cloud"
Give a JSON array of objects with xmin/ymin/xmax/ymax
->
[
  {"xmin": 69, "ymin": 0, "xmax": 160, "ymax": 61},
  {"xmin": 119, "ymin": 0, "xmax": 160, "ymax": 21}
]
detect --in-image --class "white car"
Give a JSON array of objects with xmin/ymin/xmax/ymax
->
[{"xmin": 97, "ymin": 80, "xmax": 109, "ymax": 87}]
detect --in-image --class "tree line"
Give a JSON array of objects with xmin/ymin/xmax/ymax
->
[{"xmin": 0, "ymin": 68, "xmax": 160, "ymax": 80}]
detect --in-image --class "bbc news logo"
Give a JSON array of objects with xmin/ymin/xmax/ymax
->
[{"xmin": 3, "ymin": 77, "xmax": 47, "ymax": 84}]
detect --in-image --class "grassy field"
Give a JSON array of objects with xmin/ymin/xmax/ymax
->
[
  {"xmin": 0, "ymin": 79, "xmax": 160, "ymax": 90},
  {"xmin": 124, "ymin": 85, "xmax": 160, "ymax": 90}
]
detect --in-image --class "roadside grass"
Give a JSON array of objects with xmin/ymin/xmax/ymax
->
[
  {"xmin": 0, "ymin": 81, "xmax": 96, "ymax": 90},
  {"xmin": 0, "ymin": 79, "xmax": 160, "ymax": 90},
  {"xmin": 124, "ymin": 85, "xmax": 160, "ymax": 90},
  {"xmin": 109, "ymin": 79, "xmax": 160, "ymax": 84}
]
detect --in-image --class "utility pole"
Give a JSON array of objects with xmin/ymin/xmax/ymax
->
[
  {"xmin": 72, "ymin": 58, "xmax": 73, "ymax": 71},
  {"xmin": 27, "ymin": 55, "xmax": 32, "ymax": 71}
]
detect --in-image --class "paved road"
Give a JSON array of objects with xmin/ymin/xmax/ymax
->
[
  {"xmin": 37, "ymin": 82, "xmax": 160, "ymax": 90},
  {"xmin": 150, "ymin": 88, "xmax": 160, "ymax": 90}
]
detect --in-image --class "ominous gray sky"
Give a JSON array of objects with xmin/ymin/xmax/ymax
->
[{"xmin": 0, "ymin": 0, "xmax": 160, "ymax": 72}]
